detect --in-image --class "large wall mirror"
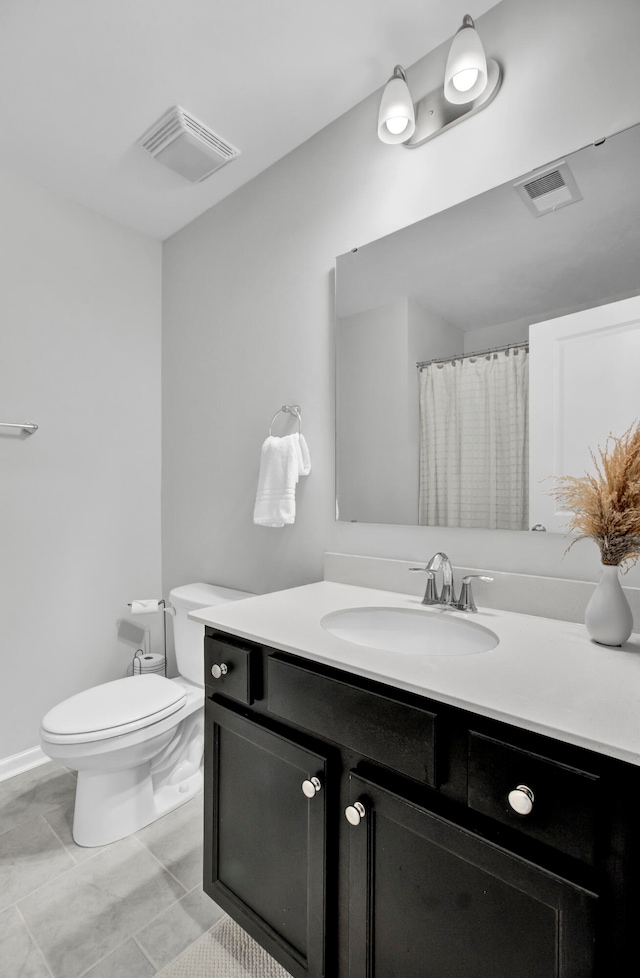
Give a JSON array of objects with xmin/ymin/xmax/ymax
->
[{"xmin": 335, "ymin": 121, "xmax": 640, "ymax": 531}]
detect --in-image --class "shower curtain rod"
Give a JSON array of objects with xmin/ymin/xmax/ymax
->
[{"xmin": 417, "ymin": 340, "xmax": 529, "ymax": 370}]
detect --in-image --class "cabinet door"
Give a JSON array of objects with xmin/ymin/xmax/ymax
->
[
  {"xmin": 347, "ymin": 773, "xmax": 597, "ymax": 978},
  {"xmin": 204, "ymin": 699, "xmax": 329, "ymax": 978}
]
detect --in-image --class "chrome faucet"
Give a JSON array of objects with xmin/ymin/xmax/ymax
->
[
  {"xmin": 410, "ymin": 554, "xmax": 494, "ymax": 611},
  {"xmin": 427, "ymin": 552, "xmax": 455, "ymax": 605},
  {"xmin": 410, "ymin": 552, "xmax": 455, "ymax": 606}
]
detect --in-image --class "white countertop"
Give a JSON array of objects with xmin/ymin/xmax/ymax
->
[{"xmin": 190, "ymin": 581, "xmax": 640, "ymax": 766}]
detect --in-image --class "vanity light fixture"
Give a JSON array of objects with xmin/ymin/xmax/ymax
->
[
  {"xmin": 377, "ymin": 65, "xmax": 416, "ymax": 144},
  {"xmin": 377, "ymin": 13, "xmax": 501, "ymax": 149}
]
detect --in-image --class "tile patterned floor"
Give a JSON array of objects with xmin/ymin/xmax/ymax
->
[{"xmin": 0, "ymin": 761, "xmax": 225, "ymax": 977}]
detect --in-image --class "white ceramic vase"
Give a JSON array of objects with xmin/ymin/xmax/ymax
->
[{"xmin": 584, "ymin": 564, "xmax": 634, "ymax": 647}]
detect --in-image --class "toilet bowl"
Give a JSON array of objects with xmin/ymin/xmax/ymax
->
[{"xmin": 40, "ymin": 583, "xmax": 253, "ymax": 847}]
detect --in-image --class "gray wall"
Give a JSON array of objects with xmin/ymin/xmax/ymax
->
[
  {"xmin": 336, "ymin": 298, "xmax": 461, "ymax": 524},
  {"xmin": 337, "ymin": 299, "xmax": 416, "ymax": 525},
  {"xmin": 162, "ymin": 0, "xmax": 640, "ymax": 598},
  {"xmin": 1, "ymin": 168, "xmax": 162, "ymax": 762}
]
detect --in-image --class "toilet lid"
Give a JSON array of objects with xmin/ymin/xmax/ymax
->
[{"xmin": 41, "ymin": 674, "xmax": 187, "ymax": 738}]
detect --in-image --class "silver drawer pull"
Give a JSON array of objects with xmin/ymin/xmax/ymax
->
[
  {"xmin": 210, "ymin": 663, "xmax": 228, "ymax": 679},
  {"xmin": 508, "ymin": 784, "xmax": 535, "ymax": 815},
  {"xmin": 345, "ymin": 802, "xmax": 366, "ymax": 826},
  {"xmin": 302, "ymin": 777, "xmax": 322, "ymax": 798}
]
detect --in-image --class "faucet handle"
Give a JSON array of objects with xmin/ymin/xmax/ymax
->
[
  {"xmin": 454, "ymin": 575, "xmax": 494, "ymax": 613},
  {"xmin": 409, "ymin": 567, "xmax": 439, "ymax": 604}
]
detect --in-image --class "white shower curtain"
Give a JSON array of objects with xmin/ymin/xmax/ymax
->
[{"xmin": 418, "ymin": 349, "xmax": 529, "ymax": 530}]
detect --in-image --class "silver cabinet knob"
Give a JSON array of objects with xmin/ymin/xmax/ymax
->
[
  {"xmin": 210, "ymin": 663, "xmax": 228, "ymax": 679},
  {"xmin": 301, "ymin": 776, "xmax": 322, "ymax": 798},
  {"xmin": 508, "ymin": 784, "xmax": 535, "ymax": 815},
  {"xmin": 345, "ymin": 801, "xmax": 366, "ymax": 825}
]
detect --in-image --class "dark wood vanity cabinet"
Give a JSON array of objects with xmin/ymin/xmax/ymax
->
[
  {"xmin": 347, "ymin": 773, "xmax": 596, "ymax": 978},
  {"xmin": 203, "ymin": 630, "xmax": 640, "ymax": 978}
]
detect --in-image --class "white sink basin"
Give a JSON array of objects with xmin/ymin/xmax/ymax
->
[{"xmin": 320, "ymin": 607, "xmax": 499, "ymax": 656}]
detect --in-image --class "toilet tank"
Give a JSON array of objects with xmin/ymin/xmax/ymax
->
[{"xmin": 169, "ymin": 583, "xmax": 254, "ymax": 687}]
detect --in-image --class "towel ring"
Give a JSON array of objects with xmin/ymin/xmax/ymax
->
[{"xmin": 269, "ymin": 404, "xmax": 302, "ymax": 436}]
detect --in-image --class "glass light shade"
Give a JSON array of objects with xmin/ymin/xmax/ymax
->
[
  {"xmin": 378, "ymin": 74, "xmax": 416, "ymax": 144},
  {"xmin": 444, "ymin": 21, "xmax": 488, "ymax": 104}
]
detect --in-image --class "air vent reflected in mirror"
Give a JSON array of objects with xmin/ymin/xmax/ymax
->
[{"xmin": 514, "ymin": 161, "xmax": 583, "ymax": 217}]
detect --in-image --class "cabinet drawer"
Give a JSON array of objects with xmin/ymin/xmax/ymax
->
[
  {"xmin": 268, "ymin": 656, "xmax": 437, "ymax": 786},
  {"xmin": 204, "ymin": 635, "xmax": 260, "ymax": 705},
  {"xmin": 468, "ymin": 732, "xmax": 600, "ymax": 865}
]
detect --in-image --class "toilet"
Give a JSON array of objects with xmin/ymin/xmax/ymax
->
[{"xmin": 40, "ymin": 583, "xmax": 252, "ymax": 847}]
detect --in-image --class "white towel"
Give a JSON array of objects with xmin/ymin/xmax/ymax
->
[{"xmin": 253, "ymin": 433, "xmax": 311, "ymax": 527}]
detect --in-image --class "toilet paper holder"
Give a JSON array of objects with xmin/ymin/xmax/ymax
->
[{"xmin": 127, "ymin": 598, "xmax": 171, "ymax": 676}]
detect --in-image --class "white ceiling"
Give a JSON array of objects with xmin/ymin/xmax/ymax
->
[{"xmin": 0, "ymin": 0, "xmax": 499, "ymax": 240}]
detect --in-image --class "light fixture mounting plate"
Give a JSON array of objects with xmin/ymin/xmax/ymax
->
[{"xmin": 402, "ymin": 59, "xmax": 501, "ymax": 149}]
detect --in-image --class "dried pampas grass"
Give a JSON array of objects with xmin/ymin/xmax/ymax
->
[{"xmin": 550, "ymin": 422, "xmax": 640, "ymax": 568}]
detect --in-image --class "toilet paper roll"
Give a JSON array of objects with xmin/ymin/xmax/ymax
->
[
  {"xmin": 129, "ymin": 599, "xmax": 161, "ymax": 615},
  {"xmin": 132, "ymin": 652, "xmax": 165, "ymax": 675}
]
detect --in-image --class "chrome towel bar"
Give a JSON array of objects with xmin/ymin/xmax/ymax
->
[{"xmin": 0, "ymin": 421, "xmax": 38, "ymax": 433}]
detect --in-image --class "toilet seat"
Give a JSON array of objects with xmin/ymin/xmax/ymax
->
[{"xmin": 41, "ymin": 674, "xmax": 187, "ymax": 745}]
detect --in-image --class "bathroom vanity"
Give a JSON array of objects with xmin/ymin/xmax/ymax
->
[{"xmin": 193, "ymin": 580, "xmax": 640, "ymax": 978}]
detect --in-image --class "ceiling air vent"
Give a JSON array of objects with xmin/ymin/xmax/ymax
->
[
  {"xmin": 514, "ymin": 161, "xmax": 583, "ymax": 217},
  {"xmin": 137, "ymin": 106, "xmax": 240, "ymax": 183}
]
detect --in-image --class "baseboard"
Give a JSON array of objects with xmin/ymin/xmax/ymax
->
[{"xmin": 0, "ymin": 745, "xmax": 49, "ymax": 783}]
